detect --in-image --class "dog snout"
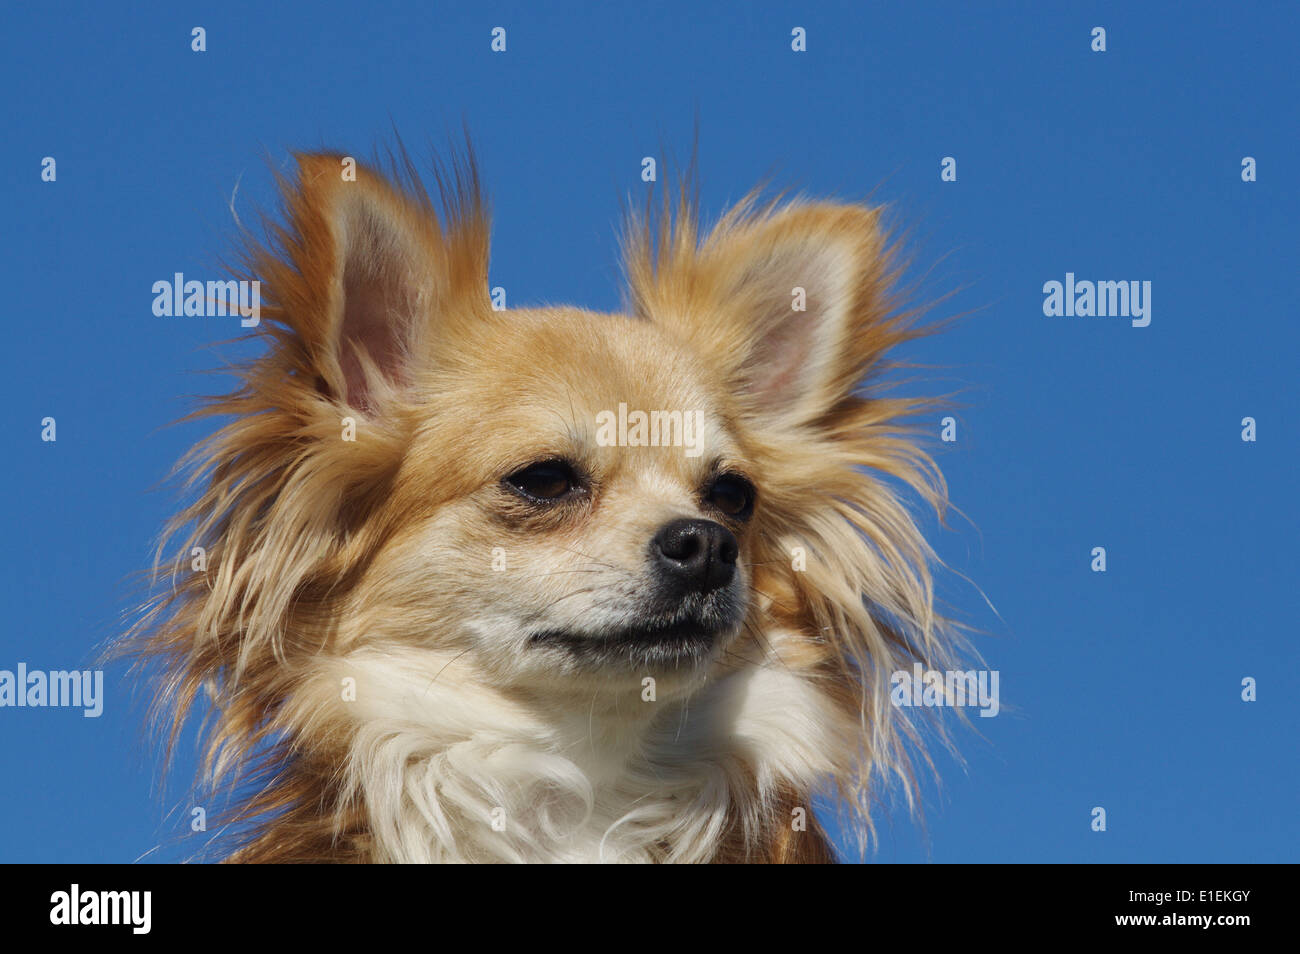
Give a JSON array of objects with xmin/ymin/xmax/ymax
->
[{"xmin": 651, "ymin": 518, "xmax": 738, "ymax": 593}]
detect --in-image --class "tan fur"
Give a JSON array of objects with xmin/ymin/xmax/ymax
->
[{"xmin": 119, "ymin": 145, "xmax": 966, "ymax": 863}]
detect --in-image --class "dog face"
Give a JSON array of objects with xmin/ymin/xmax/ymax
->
[{"xmin": 362, "ymin": 310, "xmax": 756, "ymax": 694}]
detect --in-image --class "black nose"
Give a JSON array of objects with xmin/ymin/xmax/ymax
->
[{"xmin": 651, "ymin": 518, "xmax": 739, "ymax": 593}]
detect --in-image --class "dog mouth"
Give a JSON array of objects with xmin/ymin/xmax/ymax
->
[
  {"xmin": 532, "ymin": 617, "xmax": 719, "ymax": 651},
  {"xmin": 529, "ymin": 594, "xmax": 743, "ymax": 667}
]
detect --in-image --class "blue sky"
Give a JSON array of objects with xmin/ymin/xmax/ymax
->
[{"xmin": 1, "ymin": 1, "xmax": 1296, "ymax": 863}]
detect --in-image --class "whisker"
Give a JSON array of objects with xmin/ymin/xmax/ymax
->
[
  {"xmin": 749, "ymin": 586, "xmax": 797, "ymax": 613},
  {"xmin": 535, "ymin": 585, "xmax": 605, "ymax": 615},
  {"xmin": 739, "ymin": 616, "xmax": 792, "ymax": 674},
  {"xmin": 549, "ymin": 544, "xmax": 622, "ymax": 573},
  {"xmin": 514, "ymin": 567, "xmax": 610, "ymax": 580}
]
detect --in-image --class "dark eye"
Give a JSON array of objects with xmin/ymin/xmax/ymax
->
[
  {"xmin": 505, "ymin": 460, "xmax": 581, "ymax": 502},
  {"xmin": 705, "ymin": 473, "xmax": 755, "ymax": 519}
]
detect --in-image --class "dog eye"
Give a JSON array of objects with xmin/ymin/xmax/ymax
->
[
  {"xmin": 505, "ymin": 460, "xmax": 580, "ymax": 502},
  {"xmin": 705, "ymin": 474, "xmax": 754, "ymax": 519}
]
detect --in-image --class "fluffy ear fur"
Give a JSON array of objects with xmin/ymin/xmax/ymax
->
[
  {"xmin": 625, "ymin": 197, "xmax": 921, "ymax": 433},
  {"xmin": 256, "ymin": 152, "xmax": 492, "ymax": 412}
]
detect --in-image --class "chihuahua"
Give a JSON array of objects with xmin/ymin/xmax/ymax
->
[{"xmin": 126, "ymin": 147, "xmax": 963, "ymax": 863}]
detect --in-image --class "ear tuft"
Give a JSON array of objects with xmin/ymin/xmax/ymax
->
[
  {"xmin": 253, "ymin": 150, "xmax": 490, "ymax": 414},
  {"xmin": 628, "ymin": 200, "xmax": 899, "ymax": 431}
]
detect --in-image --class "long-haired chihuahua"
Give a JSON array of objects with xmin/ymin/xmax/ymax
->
[{"xmin": 123, "ymin": 145, "xmax": 965, "ymax": 863}]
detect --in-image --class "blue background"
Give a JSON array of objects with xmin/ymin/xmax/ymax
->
[{"xmin": 2, "ymin": 1, "xmax": 1296, "ymax": 863}]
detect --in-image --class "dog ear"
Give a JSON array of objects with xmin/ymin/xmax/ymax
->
[
  {"xmin": 630, "ymin": 202, "xmax": 904, "ymax": 431},
  {"xmin": 257, "ymin": 153, "xmax": 490, "ymax": 413}
]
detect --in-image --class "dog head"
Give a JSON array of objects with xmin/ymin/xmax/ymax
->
[{"xmin": 128, "ymin": 148, "xmax": 960, "ymax": 859}]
